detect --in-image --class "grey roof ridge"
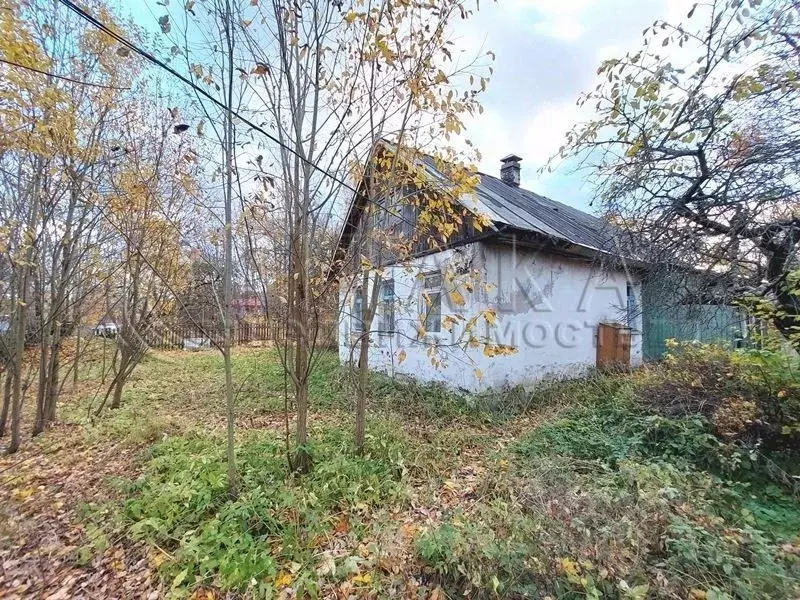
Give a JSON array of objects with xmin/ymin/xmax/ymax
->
[{"xmin": 473, "ymin": 170, "xmax": 610, "ymax": 254}]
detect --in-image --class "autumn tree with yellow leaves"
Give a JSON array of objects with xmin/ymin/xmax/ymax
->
[
  {"xmin": 151, "ymin": 0, "xmax": 501, "ymax": 470},
  {"xmin": 0, "ymin": 0, "xmax": 148, "ymax": 448},
  {"xmin": 236, "ymin": 0, "xmax": 500, "ymax": 459},
  {"xmin": 0, "ymin": 0, "xmax": 196, "ymax": 451},
  {"xmin": 93, "ymin": 97, "xmax": 197, "ymax": 415}
]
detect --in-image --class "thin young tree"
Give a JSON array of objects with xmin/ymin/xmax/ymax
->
[{"xmin": 95, "ymin": 96, "xmax": 196, "ymax": 414}]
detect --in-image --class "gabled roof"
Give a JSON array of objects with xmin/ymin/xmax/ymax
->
[
  {"xmin": 336, "ymin": 142, "xmax": 626, "ymax": 265},
  {"xmin": 419, "ymin": 155, "xmax": 620, "ymax": 256},
  {"xmin": 473, "ymin": 173, "xmax": 615, "ymax": 253}
]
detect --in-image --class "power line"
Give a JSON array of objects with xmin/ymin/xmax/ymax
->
[
  {"xmin": 53, "ymin": 0, "xmax": 429, "ymax": 269},
  {"xmin": 54, "ymin": 0, "xmax": 363, "ymax": 199},
  {"xmin": 0, "ymin": 57, "xmax": 131, "ymax": 90}
]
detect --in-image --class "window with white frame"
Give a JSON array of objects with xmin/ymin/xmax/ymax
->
[
  {"xmin": 352, "ymin": 288, "xmax": 364, "ymax": 334},
  {"xmin": 379, "ymin": 280, "xmax": 395, "ymax": 334},
  {"xmin": 422, "ymin": 271, "xmax": 442, "ymax": 333}
]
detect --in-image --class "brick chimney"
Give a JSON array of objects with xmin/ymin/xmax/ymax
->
[{"xmin": 500, "ymin": 154, "xmax": 522, "ymax": 187}]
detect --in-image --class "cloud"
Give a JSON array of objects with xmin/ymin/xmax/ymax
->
[{"xmin": 454, "ymin": 0, "xmax": 696, "ymax": 210}]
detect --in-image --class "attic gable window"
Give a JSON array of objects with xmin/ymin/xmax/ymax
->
[
  {"xmin": 422, "ymin": 271, "xmax": 442, "ymax": 333},
  {"xmin": 401, "ymin": 203, "xmax": 417, "ymax": 238}
]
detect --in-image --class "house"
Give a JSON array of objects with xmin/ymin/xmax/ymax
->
[
  {"xmin": 337, "ymin": 150, "xmax": 644, "ymax": 391},
  {"xmin": 231, "ymin": 292, "xmax": 266, "ymax": 320}
]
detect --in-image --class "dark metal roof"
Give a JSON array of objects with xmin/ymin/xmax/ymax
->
[
  {"xmin": 419, "ymin": 154, "xmax": 618, "ymax": 254},
  {"xmin": 474, "ymin": 172, "xmax": 616, "ymax": 252}
]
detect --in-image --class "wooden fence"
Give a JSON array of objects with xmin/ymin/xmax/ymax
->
[
  {"xmin": 139, "ymin": 320, "xmax": 337, "ymax": 351},
  {"xmin": 141, "ymin": 322, "xmax": 286, "ymax": 350}
]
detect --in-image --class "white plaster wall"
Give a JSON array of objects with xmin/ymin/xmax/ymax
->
[{"xmin": 339, "ymin": 240, "xmax": 642, "ymax": 391}]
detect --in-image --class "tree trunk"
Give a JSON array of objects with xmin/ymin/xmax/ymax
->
[
  {"xmin": 9, "ymin": 223, "xmax": 34, "ymax": 453},
  {"xmin": 111, "ymin": 379, "xmax": 124, "ymax": 411},
  {"xmin": 355, "ymin": 271, "xmax": 380, "ymax": 454},
  {"xmin": 106, "ymin": 338, "xmax": 129, "ymax": 411},
  {"xmin": 73, "ymin": 317, "xmax": 81, "ymax": 386},
  {"xmin": 8, "ymin": 288, "xmax": 28, "ymax": 454},
  {"xmin": 292, "ymin": 229, "xmax": 312, "ymax": 474},
  {"xmin": 355, "ymin": 332, "xmax": 369, "ymax": 452},
  {"xmin": 47, "ymin": 331, "xmax": 61, "ymax": 425},
  {"xmin": 8, "ymin": 363, "xmax": 22, "ymax": 454},
  {"xmin": 33, "ymin": 303, "xmax": 50, "ymax": 437},
  {"xmin": 294, "ymin": 336, "xmax": 311, "ymax": 474},
  {"xmin": 0, "ymin": 373, "xmax": 11, "ymax": 438},
  {"xmin": 221, "ymin": 0, "xmax": 238, "ymax": 498}
]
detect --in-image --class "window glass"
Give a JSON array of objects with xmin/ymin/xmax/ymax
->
[
  {"xmin": 352, "ymin": 288, "xmax": 364, "ymax": 333},
  {"xmin": 379, "ymin": 280, "xmax": 395, "ymax": 333},
  {"xmin": 626, "ymin": 283, "xmax": 637, "ymax": 327},
  {"xmin": 401, "ymin": 203, "xmax": 417, "ymax": 238},
  {"xmin": 423, "ymin": 272, "xmax": 442, "ymax": 333}
]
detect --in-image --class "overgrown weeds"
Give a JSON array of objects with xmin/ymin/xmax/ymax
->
[
  {"xmin": 91, "ymin": 423, "xmax": 411, "ymax": 597},
  {"xmin": 416, "ymin": 344, "xmax": 800, "ymax": 599},
  {"xmin": 66, "ymin": 345, "xmax": 800, "ymax": 598}
]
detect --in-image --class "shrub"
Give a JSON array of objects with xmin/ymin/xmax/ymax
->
[
  {"xmin": 418, "ymin": 356, "xmax": 800, "ymax": 600},
  {"xmin": 515, "ymin": 402, "xmax": 722, "ymax": 470},
  {"xmin": 643, "ymin": 343, "xmax": 800, "ymax": 455},
  {"xmin": 664, "ymin": 514, "xmax": 800, "ymax": 599},
  {"xmin": 416, "ymin": 503, "xmax": 543, "ymax": 598}
]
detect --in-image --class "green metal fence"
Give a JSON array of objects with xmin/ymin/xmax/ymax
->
[{"xmin": 642, "ymin": 304, "xmax": 744, "ymax": 361}]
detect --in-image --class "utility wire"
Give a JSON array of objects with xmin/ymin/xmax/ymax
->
[
  {"xmin": 54, "ymin": 0, "xmax": 363, "ymax": 199},
  {"xmin": 0, "ymin": 57, "xmax": 131, "ymax": 90},
  {"xmin": 54, "ymin": 0, "xmax": 438, "ymax": 263}
]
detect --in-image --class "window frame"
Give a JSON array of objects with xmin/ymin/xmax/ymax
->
[
  {"xmin": 379, "ymin": 279, "xmax": 395, "ymax": 335},
  {"xmin": 422, "ymin": 271, "xmax": 442, "ymax": 334},
  {"xmin": 351, "ymin": 287, "xmax": 364, "ymax": 334}
]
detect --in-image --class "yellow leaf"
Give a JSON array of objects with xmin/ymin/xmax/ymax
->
[
  {"xmin": 474, "ymin": 368, "xmax": 483, "ymax": 380},
  {"xmin": 449, "ymin": 289, "xmax": 466, "ymax": 306},
  {"xmin": 483, "ymin": 309, "xmax": 497, "ymax": 326},
  {"xmin": 344, "ymin": 10, "xmax": 358, "ymax": 23},
  {"xmin": 275, "ymin": 572, "xmax": 293, "ymax": 587},
  {"xmin": 12, "ymin": 487, "xmax": 35, "ymax": 500},
  {"xmin": 352, "ymin": 573, "xmax": 372, "ymax": 584},
  {"xmin": 397, "ymin": 349, "xmax": 407, "ymax": 364}
]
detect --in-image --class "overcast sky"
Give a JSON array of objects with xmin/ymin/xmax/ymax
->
[
  {"xmin": 124, "ymin": 0, "xmax": 695, "ymax": 214},
  {"xmin": 455, "ymin": 0, "xmax": 695, "ymax": 212}
]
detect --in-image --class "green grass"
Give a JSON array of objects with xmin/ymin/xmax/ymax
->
[
  {"xmin": 90, "ymin": 423, "xmax": 410, "ymax": 597},
  {"xmin": 416, "ymin": 360, "xmax": 800, "ymax": 600},
  {"xmin": 67, "ymin": 344, "xmax": 800, "ymax": 599}
]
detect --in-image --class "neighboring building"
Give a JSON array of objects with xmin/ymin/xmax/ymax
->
[
  {"xmin": 337, "ymin": 150, "xmax": 645, "ymax": 391},
  {"xmin": 641, "ymin": 277, "xmax": 746, "ymax": 360},
  {"xmin": 231, "ymin": 293, "xmax": 266, "ymax": 320},
  {"xmin": 93, "ymin": 321, "xmax": 119, "ymax": 338}
]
